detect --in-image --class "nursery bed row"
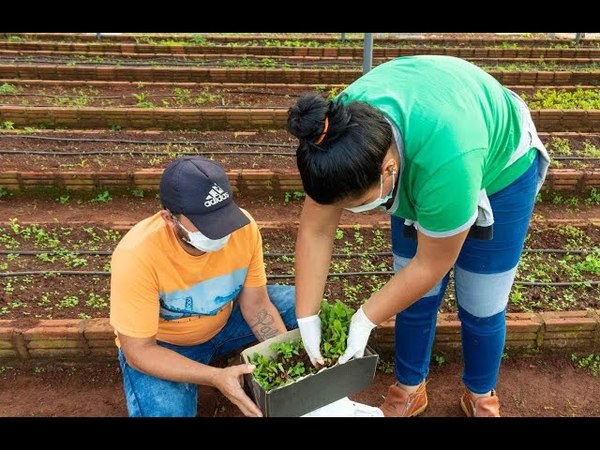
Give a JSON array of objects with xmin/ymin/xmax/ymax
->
[
  {"xmin": 1, "ymin": 50, "xmax": 600, "ymax": 69},
  {"xmin": 1, "ymin": 55, "xmax": 600, "ymax": 75},
  {"xmin": 2, "ymin": 33, "xmax": 599, "ymax": 48},
  {"xmin": 0, "ymin": 221, "xmax": 598, "ymax": 326},
  {"xmin": 2, "ymin": 106, "xmax": 600, "ymax": 131},
  {"xmin": 1, "ymin": 128, "xmax": 597, "ymax": 142},
  {"xmin": 0, "ymin": 64, "xmax": 598, "ymax": 86},
  {"xmin": 0, "ymin": 78, "xmax": 598, "ymax": 93},
  {"xmin": 0, "ymin": 129, "xmax": 597, "ymax": 167},
  {"xmin": 0, "ymin": 165, "xmax": 598, "ymax": 194},
  {"xmin": 1, "ymin": 189, "xmax": 598, "ymax": 236},
  {"xmin": 0, "ymin": 81, "xmax": 598, "ymax": 110},
  {"xmin": 4, "ymin": 42, "xmax": 600, "ymax": 59}
]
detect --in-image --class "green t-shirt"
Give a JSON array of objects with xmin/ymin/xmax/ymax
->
[{"xmin": 340, "ymin": 55, "xmax": 534, "ymax": 237}]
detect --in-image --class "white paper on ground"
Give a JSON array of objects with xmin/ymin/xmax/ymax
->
[{"xmin": 301, "ymin": 397, "xmax": 384, "ymax": 417}]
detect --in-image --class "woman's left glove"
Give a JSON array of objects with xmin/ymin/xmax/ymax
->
[{"xmin": 337, "ymin": 306, "xmax": 377, "ymax": 364}]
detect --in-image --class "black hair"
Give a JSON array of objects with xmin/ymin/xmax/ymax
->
[{"xmin": 287, "ymin": 93, "xmax": 392, "ymax": 205}]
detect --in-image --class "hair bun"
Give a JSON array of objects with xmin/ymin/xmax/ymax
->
[{"xmin": 287, "ymin": 94, "xmax": 329, "ymax": 141}]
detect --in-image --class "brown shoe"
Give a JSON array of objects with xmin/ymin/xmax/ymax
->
[
  {"xmin": 379, "ymin": 381, "xmax": 428, "ymax": 417},
  {"xmin": 460, "ymin": 389, "xmax": 500, "ymax": 417}
]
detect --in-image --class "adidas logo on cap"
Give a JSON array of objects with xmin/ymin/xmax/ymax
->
[{"xmin": 204, "ymin": 183, "xmax": 230, "ymax": 207}]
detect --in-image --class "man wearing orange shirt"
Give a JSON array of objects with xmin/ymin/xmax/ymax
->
[{"xmin": 110, "ymin": 156, "xmax": 297, "ymax": 417}]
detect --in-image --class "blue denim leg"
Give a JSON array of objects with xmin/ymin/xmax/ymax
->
[
  {"xmin": 117, "ymin": 284, "xmax": 296, "ymax": 417},
  {"xmin": 118, "ymin": 349, "xmax": 198, "ymax": 417},
  {"xmin": 456, "ymin": 152, "xmax": 539, "ymax": 393},
  {"xmin": 458, "ymin": 306, "xmax": 506, "ymax": 394},
  {"xmin": 391, "ymin": 214, "xmax": 450, "ymax": 386}
]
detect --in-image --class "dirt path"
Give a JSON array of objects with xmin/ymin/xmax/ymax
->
[{"xmin": 1, "ymin": 355, "xmax": 598, "ymax": 417}]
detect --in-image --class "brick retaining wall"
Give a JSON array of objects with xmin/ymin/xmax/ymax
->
[{"xmin": 1, "ymin": 311, "xmax": 598, "ymax": 361}]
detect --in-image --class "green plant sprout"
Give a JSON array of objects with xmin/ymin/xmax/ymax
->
[
  {"xmin": 571, "ymin": 353, "xmax": 600, "ymax": 377},
  {"xmin": 0, "ymin": 83, "xmax": 18, "ymax": 95},
  {"xmin": 250, "ymin": 300, "xmax": 356, "ymax": 391}
]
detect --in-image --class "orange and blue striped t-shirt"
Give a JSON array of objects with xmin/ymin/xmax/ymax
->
[{"xmin": 109, "ymin": 209, "xmax": 266, "ymax": 346}]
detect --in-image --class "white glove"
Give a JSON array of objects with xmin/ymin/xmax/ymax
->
[
  {"xmin": 297, "ymin": 314, "xmax": 325, "ymax": 366},
  {"xmin": 337, "ymin": 306, "xmax": 377, "ymax": 365}
]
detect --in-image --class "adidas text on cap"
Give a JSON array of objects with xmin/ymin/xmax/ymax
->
[{"xmin": 159, "ymin": 156, "xmax": 250, "ymax": 239}]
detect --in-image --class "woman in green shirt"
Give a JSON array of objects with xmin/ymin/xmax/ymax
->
[{"xmin": 288, "ymin": 55, "xmax": 549, "ymax": 417}]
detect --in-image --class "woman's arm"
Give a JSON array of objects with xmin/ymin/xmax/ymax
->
[
  {"xmin": 363, "ymin": 228, "xmax": 469, "ymax": 324},
  {"xmin": 294, "ymin": 196, "xmax": 343, "ymax": 318},
  {"xmin": 338, "ymin": 227, "xmax": 470, "ymax": 364}
]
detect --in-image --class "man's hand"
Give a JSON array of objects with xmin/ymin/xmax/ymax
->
[
  {"xmin": 297, "ymin": 314, "xmax": 325, "ymax": 367},
  {"xmin": 338, "ymin": 306, "xmax": 377, "ymax": 364},
  {"xmin": 212, "ymin": 364, "xmax": 263, "ymax": 417}
]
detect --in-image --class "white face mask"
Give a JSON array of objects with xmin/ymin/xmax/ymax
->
[
  {"xmin": 345, "ymin": 169, "xmax": 396, "ymax": 213},
  {"xmin": 174, "ymin": 217, "xmax": 230, "ymax": 252}
]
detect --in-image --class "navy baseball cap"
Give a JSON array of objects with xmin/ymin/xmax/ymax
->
[{"xmin": 159, "ymin": 157, "xmax": 250, "ymax": 239}]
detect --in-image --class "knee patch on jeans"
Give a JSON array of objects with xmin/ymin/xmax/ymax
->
[
  {"xmin": 393, "ymin": 254, "xmax": 444, "ymax": 297},
  {"xmin": 454, "ymin": 265, "xmax": 516, "ymax": 318}
]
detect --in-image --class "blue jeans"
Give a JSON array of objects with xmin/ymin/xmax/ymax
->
[
  {"xmin": 118, "ymin": 285, "xmax": 297, "ymax": 417},
  {"xmin": 391, "ymin": 153, "xmax": 540, "ymax": 394}
]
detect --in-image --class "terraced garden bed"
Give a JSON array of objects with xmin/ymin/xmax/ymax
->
[
  {"xmin": 3, "ymin": 41, "xmax": 600, "ymax": 60},
  {"xmin": 0, "ymin": 131, "xmax": 598, "ymax": 192},
  {"xmin": 0, "ymin": 81, "xmax": 598, "ymax": 111},
  {"xmin": 1, "ymin": 63, "xmax": 598, "ymax": 86},
  {"xmin": 0, "ymin": 219, "xmax": 598, "ymax": 325},
  {"xmin": 1, "ymin": 53, "xmax": 599, "ymax": 72},
  {"xmin": 0, "ymin": 82, "xmax": 316, "ymax": 108},
  {"xmin": 0, "ymin": 31, "xmax": 598, "ymax": 415},
  {"xmin": 3, "ymin": 46, "xmax": 600, "ymax": 68},
  {"xmin": 2, "ymin": 187, "xmax": 598, "ymax": 231},
  {"xmin": 3, "ymin": 32, "xmax": 599, "ymax": 49}
]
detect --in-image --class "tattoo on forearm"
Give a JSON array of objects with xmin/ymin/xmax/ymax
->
[{"xmin": 249, "ymin": 309, "xmax": 279, "ymax": 341}]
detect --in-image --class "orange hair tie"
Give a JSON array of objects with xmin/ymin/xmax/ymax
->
[{"xmin": 314, "ymin": 116, "xmax": 329, "ymax": 145}]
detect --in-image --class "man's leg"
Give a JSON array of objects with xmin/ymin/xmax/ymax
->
[
  {"xmin": 118, "ymin": 349, "xmax": 199, "ymax": 417},
  {"xmin": 117, "ymin": 286, "xmax": 296, "ymax": 416}
]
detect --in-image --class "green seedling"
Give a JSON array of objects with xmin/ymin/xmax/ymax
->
[
  {"xmin": 89, "ymin": 190, "xmax": 112, "ymax": 204},
  {"xmin": 133, "ymin": 92, "xmax": 154, "ymax": 108},
  {"xmin": 585, "ymin": 188, "xmax": 600, "ymax": 206},
  {"xmin": 0, "ymin": 83, "xmax": 18, "ymax": 95},
  {"xmin": 319, "ymin": 300, "xmax": 354, "ymax": 365},
  {"xmin": 0, "ymin": 187, "xmax": 12, "ymax": 199},
  {"xmin": 571, "ymin": 353, "xmax": 600, "ymax": 377},
  {"xmin": 192, "ymin": 34, "xmax": 208, "ymax": 45},
  {"xmin": 56, "ymin": 195, "xmax": 70, "ymax": 205},
  {"xmin": 250, "ymin": 339, "xmax": 316, "ymax": 391},
  {"xmin": 283, "ymin": 191, "xmax": 305, "ymax": 204},
  {"xmin": 250, "ymin": 300, "xmax": 356, "ymax": 391}
]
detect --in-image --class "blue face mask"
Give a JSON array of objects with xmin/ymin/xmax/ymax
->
[{"xmin": 345, "ymin": 169, "xmax": 396, "ymax": 214}]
